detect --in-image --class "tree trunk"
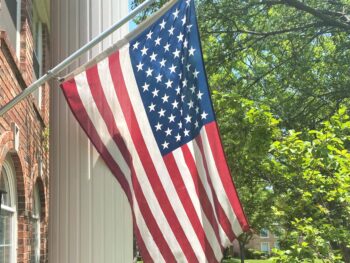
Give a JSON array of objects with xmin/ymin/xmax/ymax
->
[{"xmin": 239, "ymin": 241, "xmax": 245, "ymax": 263}]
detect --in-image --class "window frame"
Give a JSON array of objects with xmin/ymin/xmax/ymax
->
[
  {"xmin": 31, "ymin": 183, "xmax": 41, "ymax": 263},
  {"xmin": 259, "ymin": 228, "xmax": 269, "ymax": 238},
  {"xmin": 260, "ymin": 242, "xmax": 270, "ymax": 254}
]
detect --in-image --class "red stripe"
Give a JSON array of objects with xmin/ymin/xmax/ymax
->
[
  {"xmin": 109, "ymin": 51, "xmax": 198, "ymax": 262},
  {"xmin": 84, "ymin": 64, "xmax": 175, "ymax": 262},
  {"xmin": 204, "ymin": 122, "xmax": 249, "ymax": 231},
  {"xmin": 60, "ymin": 79, "xmax": 132, "ymax": 204},
  {"xmin": 163, "ymin": 153, "xmax": 219, "ymax": 263},
  {"xmin": 181, "ymin": 144, "xmax": 228, "ymax": 245},
  {"xmin": 195, "ymin": 133, "xmax": 236, "ymax": 242}
]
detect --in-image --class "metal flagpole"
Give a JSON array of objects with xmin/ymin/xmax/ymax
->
[{"xmin": 0, "ymin": 0, "xmax": 156, "ymax": 116}]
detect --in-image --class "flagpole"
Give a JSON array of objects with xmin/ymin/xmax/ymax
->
[{"xmin": 0, "ymin": 0, "xmax": 156, "ymax": 116}]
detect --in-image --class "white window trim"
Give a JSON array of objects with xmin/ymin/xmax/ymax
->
[
  {"xmin": 0, "ymin": 158, "xmax": 18, "ymax": 263},
  {"xmin": 32, "ymin": 183, "xmax": 41, "ymax": 262},
  {"xmin": 260, "ymin": 242, "xmax": 270, "ymax": 253},
  {"xmin": 16, "ymin": 0, "xmax": 21, "ymax": 58},
  {"xmin": 260, "ymin": 228, "xmax": 269, "ymax": 238}
]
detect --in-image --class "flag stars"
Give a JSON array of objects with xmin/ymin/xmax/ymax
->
[
  {"xmin": 187, "ymin": 24, "xmax": 193, "ymax": 32},
  {"xmin": 141, "ymin": 46, "xmax": 148, "ymax": 56},
  {"xmin": 189, "ymin": 46, "xmax": 196, "ymax": 56},
  {"xmin": 187, "ymin": 100, "xmax": 194, "ymax": 109},
  {"xmin": 178, "ymin": 121, "xmax": 183, "ymax": 129},
  {"xmin": 185, "ymin": 114, "xmax": 192, "ymax": 123},
  {"xmin": 184, "ymin": 129, "xmax": 190, "ymax": 137},
  {"xmin": 152, "ymin": 88, "xmax": 159, "ymax": 97},
  {"xmin": 165, "ymin": 79, "xmax": 173, "ymax": 89},
  {"xmin": 176, "ymin": 86, "xmax": 181, "ymax": 95},
  {"xmin": 173, "ymin": 48, "xmax": 180, "ymax": 58},
  {"xmin": 197, "ymin": 91, "xmax": 204, "ymax": 100},
  {"xmin": 194, "ymin": 121, "xmax": 199, "ymax": 128},
  {"xmin": 186, "ymin": 64, "xmax": 191, "ymax": 71},
  {"xmin": 183, "ymin": 39, "xmax": 188, "ymax": 48},
  {"xmin": 160, "ymin": 58, "xmax": 166, "ymax": 67},
  {"xmin": 162, "ymin": 141, "xmax": 169, "ymax": 149},
  {"xmin": 154, "ymin": 37, "xmax": 161, "ymax": 46},
  {"xmin": 175, "ymin": 133, "xmax": 181, "ymax": 142},
  {"xmin": 172, "ymin": 99, "xmax": 179, "ymax": 109},
  {"xmin": 190, "ymin": 85, "xmax": 196, "ymax": 94},
  {"xmin": 148, "ymin": 103, "xmax": 156, "ymax": 112},
  {"xmin": 193, "ymin": 69, "xmax": 200, "ymax": 78},
  {"xmin": 146, "ymin": 67, "xmax": 153, "ymax": 77},
  {"xmin": 169, "ymin": 64, "xmax": 176, "ymax": 74},
  {"xmin": 146, "ymin": 30, "xmax": 153, "ymax": 39},
  {"xmin": 168, "ymin": 114, "xmax": 176, "ymax": 123},
  {"xmin": 181, "ymin": 15, "xmax": 187, "ymax": 25},
  {"xmin": 133, "ymin": 41, "xmax": 140, "ymax": 50},
  {"xmin": 177, "ymin": 32, "xmax": 184, "ymax": 42},
  {"xmin": 165, "ymin": 127, "xmax": 172, "ymax": 136},
  {"xmin": 182, "ymin": 78, "xmax": 188, "ymax": 87},
  {"xmin": 168, "ymin": 26, "xmax": 175, "ymax": 36},
  {"xmin": 160, "ymin": 19, "xmax": 166, "ymax": 30},
  {"xmin": 186, "ymin": 0, "xmax": 191, "ymax": 7},
  {"xmin": 136, "ymin": 62, "xmax": 144, "ymax": 71},
  {"xmin": 142, "ymin": 82, "xmax": 150, "ymax": 92},
  {"xmin": 155, "ymin": 73, "xmax": 163, "ymax": 83},
  {"xmin": 155, "ymin": 122, "xmax": 162, "ymax": 131},
  {"xmin": 164, "ymin": 43, "xmax": 170, "ymax": 52},
  {"xmin": 150, "ymin": 52, "xmax": 157, "ymax": 61},
  {"xmin": 201, "ymin": 111, "xmax": 208, "ymax": 119},
  {"xmin": 161, "ymin": 94, "xmax": 169, "ymax": 103},
  {"xmin": 158, "ymin": 108, "xmax": 166, "ymax": 117},
  {"xmin": 173, "ymin": 8, "xmax": 180, "ymax": 19}
]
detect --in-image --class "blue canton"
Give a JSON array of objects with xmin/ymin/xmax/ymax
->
[{"xmin": 129, "ymin": 0, "xmax": 214, "ymax": 155}]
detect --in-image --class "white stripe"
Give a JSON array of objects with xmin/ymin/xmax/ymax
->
[
  {"xmin": 186, "ymin": 139, "xmax": 232, "ymax": 248},
  {"xmin": 74, "ymin": 71, "xmax": 168, "ymax": 262},
  {"xmin": 172, "ymin": 147, "xmax": 223, "ymax": 261},
  {"xmin": 119, "ymin": 45, "xmax": 207, "ymax": 262},
  {"xmin": 96, "ymin": 58, "xmax": 185, "ymax": 261},
  {"xmin": 200, "ymin": 128, "xmax": 243, "ymax": 236}
]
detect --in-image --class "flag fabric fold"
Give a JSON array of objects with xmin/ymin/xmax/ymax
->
[{"xmin": 61, "ymin": 0, "xmax": 249, "ymax": 262}]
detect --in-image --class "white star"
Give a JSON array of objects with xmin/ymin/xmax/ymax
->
[
  {"xmin": 173, "ymin": 8, "xmax": 180, "ymax": 19},
  {"xmin": 155, "ymin": 122, "xmax": 162, "ymax": 131},
  {"xmin": 136, "ymin": 62, "xmax": 144, "ymax": 71},
  {"xmin": 165, "ymin": 79, "xmax": 173, "ymax": 89},
  {"xmin": 172, "ymin": 100, "xmax": 179, "ymax": 109},
  {"xmin": 155, "ymin": 73, "xmax": 163, "ymax": 83},
  {"xmin": 141, "ymin": 46, "xmax": 148, "ymax": 56},
  {"xmin": 168, "ymin": 114, "xmax": 176, "ymax": 123},
  {"xmin": 158, "ymin": 108, "xmax": 166, "ymax": 117},
  {"xmin": 160, "ymin": 19, "xmax": 166, "ymax": 30},
  {"xmin": 194, "ymin": 121, "xmax": 199, "ymax": 128},
  {"xmin": 133, "ymin": 41, "xmax": 140, "ymax": 50},
  {"xmin": 148, "ymin": 103, "xmax": 156, "ymax": 112},
  {"xmin": 195, "ymin": 106, "xmax": 200, "ymax": 113},
  {"xmin": 152, "ymin": 88, "xmax": 159, "ymax": 97},
  {"xmin": 161, "ymin": 94, "xmax": 169, "ymax": 103},
  {"xmin": 197, "ymin": 91, "xmax": 204, "ymax": 100},
  {"xmin": 190, "ymin": 85, "xmax": 196, "ymax": 93},
  {"xmin": 186, "ymin": 0, "xmax": 191, "ymax": 7},
  {"xmin": 187, "ymin": 24, "xmax": 193, "ymax": 32},
  {"xmin": 164, "ymin": 43, "xmax": 170, "ymax": 52},
  {"xmin": 146, "ymin": 67, "xmax": 153, "ymax": 77},
  {"xmin": 160, "ymin": 58, "xmax": 166, "ymax": 67},
  {"xmin": 162, "ymin": 141, "xmax": 169, "ymax": 149},
  {"xmin": 142, "ymin": 82, "xmax": 150, "ymax": 92},
  {"xmin": 182, "ymin": 78, "xmax": 188, "ymax": 87},
  {"xmin": 193, "ymin": 69, "xmax": 200, "ymax": 78},
  {"xmin": 165, "ymin": 127, "xmax": 172, "ymax": 136},
  {"xmin": 155, "ymin": 37, "xmax": 161, "ymax": 46},
  {"xmin": 181, "ymin": 56, "xmax": 185, "ymax": 63},
  {"xmin": 173, "ymin": 49, "xmax": 180, "ymax": 58},
  {"xmin": 168, "ymin": 26, "xmax": 175, "ymax": 36},
  {"xmin": 201, "ymin": 111, "xmax": 208, "ymax": 119},
  {"xmin": 178, "ymin": 121, "xmax": 183, "ymax": 129},
  {"xmin": 186, "ymin": 64, "xmax": 191, "ymax": 71},
  {"xmin": 184, "ymin": 129, "xmax": 190, "ymax": 137},
  {"xmin": 181, "ymin": 15, "xmax": 187, "ymax": 25},
  {"xmin": 189, "ymin": 46, "xmax": 196, "ymax": 56},
  {"xmin": 177, "ymin": 32, "xmax": 184, "ymax": 42},
  {"xmin": 187, "ymin": 100, "xmax": 194, "ymax": 109},
  {"xmin": 176, "ymin": 86, "xmax": 181, "ymax": 95},
  {"xmin": 146, "ymin": 30, "xmax": 153, "ymax": 39},
  {"xmin": 185, "ymin": 114, "xmax": 192, "ymax": 123},
  {"xmin": 175, "ymin": 133, "xmax": 181, "ymax": 142},
  {"xmin": 181, "ymin": 95, "xmax": 185, "ymax": 102},
  {"xmin": 150, "ymin": 52, "xmax": 157, "ymax": 61},
  {"xmin": 183, "ymin": 39, "xmax": 188, "ymax": 48},
  {"xmin": 178, "ymin": 72, "xmax": 183, "ymax": 78},
  {"xmin": 169, "ymin": 64, "xmax": 177, "ymax": 74}
]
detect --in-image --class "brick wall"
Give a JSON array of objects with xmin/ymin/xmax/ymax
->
[{"xmin": 0, "ymin": 4, "xmax": 49, "ymax": 261}]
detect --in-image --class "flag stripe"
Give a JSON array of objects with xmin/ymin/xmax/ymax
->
[{"xmin": 119, "ymin": 46, "xmax": 209, "ymax": 262}]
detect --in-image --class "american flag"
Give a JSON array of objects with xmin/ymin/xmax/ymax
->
[{"xmin": 61, "ymin": 0, "xmax": 249, "ymax": 262}]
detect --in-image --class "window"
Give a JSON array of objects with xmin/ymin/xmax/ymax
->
[
  {"xmin": 0, "ymin": 159, "xmax": 17, "ymax": 263},
  {"xmin": 260, "ymin": 242, "xmax": 270, "ymax": 254},
  {"xmin": 31, "ymin": 183, "xmax": 41, "ymax": 262},
  {"xmin": 260, "ymin": 228, "xmax": 269, "ymax": 238},
  {"xmin": 274, "ymin": 241, "xmax": 280, "ymax": 249},
  {"xmin": 0, "ymin": 0, "xmax": 21, "ymax": 57}
]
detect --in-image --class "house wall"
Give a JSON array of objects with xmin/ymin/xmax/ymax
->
[
  {"xmin": 49, "ymin": 0, "xmax": 133, "ymax": 262},
  {"xmin": 0, "ymin": 0, "xmax": 50, "ymax": 260}
]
